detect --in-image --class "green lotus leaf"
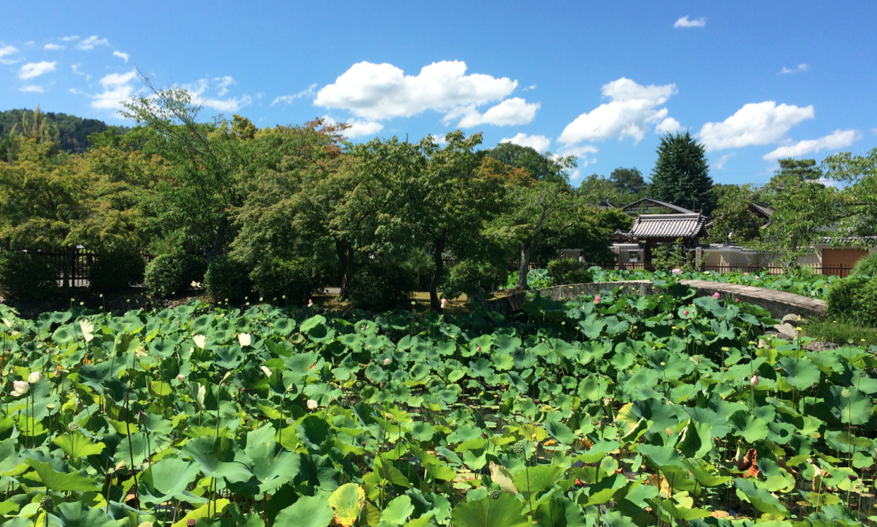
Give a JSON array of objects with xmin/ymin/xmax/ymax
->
[
  {"xmin": 512, "ymin": 465, "xmax": 564, "ymax": 496},
  {"xmin": 329, "ymin": 483, "xmax": 365, "ymax": 527},
  {"xmin": 24, "ymin": 459, "xmax": 100, "ymax": 492},
  {"xmin": 275, "ymin": 495, "xmax": 333, "ymax": 527},
  {"xmin": 379, "ymin": 495, "xmax": 415, "ymax": 525},
  {"xmin": 734, "ymin": 477, "xmax": 789, "ymax": 517},
  {"xmin": 272, "ymin": 318, "xmax": 295, "ymax": 336},
  {"xmin": 638, "ymin": 444, "xmax": 684, "ymax": 470},
  {"xmin": 545, "ymin": 421, "xmax": 575, "ymax": 444},
  {"xmin": 586, "ymin": 472, "xmax": 627, "ymax": 505},
  {"xmin": 728, "ymin": 410, "xmax": 769, "ymax": 443},
  {"xmin": 778, "ymin": 357, "xmax": 821, "ymax": 391},
  {"xmin": 181, "ymin": 435, "xmax": 252, "ymax": 483},
  {"xmin": 53, "ymin": 431, "xmax": 106, "ymax": 458},
  {"xmin": 827, "ymin": 385, "xmax": 873, "ymax": 425},
  {"xmin": 246, "ymin": 441, "xmax": 301, "ymax": 494},
  {"xmin": 148, "ymin": 339, "xmax": 177, "ymax": 358},
  {"xmin": 49, "ymin": 501, "xmax": 128, "ymax": 527},
  {"xmin": 138, "ymin": 456, "xmax": 206, "ymax": 508},
  {"xmin": 51, "ymin": 324, "xmax": 76, "ymax": 346},
  {"xmin": 296, "ymin": 415, "xmax": 331, "ymax": 453},
  {"xmin": 450, "ymin": 493, "xmax": 529, "ymax": 527}
]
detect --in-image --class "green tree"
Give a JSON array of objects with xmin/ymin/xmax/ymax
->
[
  {"xmin": 708, "ymin": 184, "xmax": 766, "ymax": 244},
  {"xmin": 649, "ymin": 131, "xmax": 716, "ymax": 215},
  {"xmin": 485, "ymin": 142, "xmax": 564, "ymax": 183},
  {"xmin": 609, "ymin": 167, "xmax": 646, "ymax": 194},
  {"xmin": 823, "ymin": 147, "xmax": 877, "ymax": 239}
]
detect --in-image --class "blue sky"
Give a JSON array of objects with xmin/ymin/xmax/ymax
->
[{"xmin": 2, "ymin": 1, "xmax": 875, "ymax": 186}]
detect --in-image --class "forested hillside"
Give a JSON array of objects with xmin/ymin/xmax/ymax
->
[{"xmin": 0, "ymin": 108, "xmax": 127, "ymax": 154}]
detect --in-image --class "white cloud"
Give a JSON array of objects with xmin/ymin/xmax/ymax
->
[
  {"xmin": 712, "ymin": 152, "xmax": 736, "ymax": 169},
  {"xmin": 455, "ymin": 98, "xmax": 540, "ymax": 127},
  {"xmin": 77, "ymin": 35, "xmax": 110, "ymax": 50},
  {"xmin": 559, "ymin": 77, "xmax": 677, "ymax": 145},
  {"xmin": 71, "ymin": 63, "xmax": 91, "ymax": 81},
  {"xmin": 872, "ymin": 128, "xmax": 877, "ymax": 136},
  {"xmin": 315, "ymin": 60, "xmax": 517, "ymax": 121},
  {"xmin": 431, "ymin": 134, "xmax": 448, "ymax": 145},
  {"xmin": 92, "ymin": 69, "xmax": 138, "ymax": 110},
  {"xmin": 180, "ymin": 77, "xmax": 252, "ymax": 113},
  {"xmin": 674, "ymin": 16, "xmax": 706, "ymax": 28},
  {"xmin": 44, "ymin": 43, "xmax": 64, "ymax": 50},
  {"xmin": 20, "ymin": 85, "xmax": 44, "ymax": 93},
  {"xmin": 655, "ymin": 117, "xmax": 682, "ymax": 134},
  {"xmin": 779, "ymin": 63, "xmax": 810, "ymax": 75},
  {"xmin": 113, "ymin": 51, "xmax": 129, "ymax": 63},
  {"xmin": 322, "ymin": 116, "xmax": 383, "ymax": 138},
  {"xmin": 215, "ymin": 76, "xmax": 234, "ymax": 96},
  {"xmin": 19, "ymin": 61, "xmax": 57, "ymax": 80},
  {"xmin": 198, "ymin": 95, "xmax": 253, "ymax": 113},
  {"xmin": 499, "ymin": 132, "xmax": 551, "ymax": 153},
  {"xmin": 271, "ymin": 83, "xmax": 318, "ymax": 106},
  {"xmin": 0, "ymin": 44, "xmax": 19, "ymax": 65},
  {"xmin": 698, "ymin": 101, "xmax": 815, "ymax": 151},
  {"xmin": 61, "ymin": 36, "xmax": 79, "ymax": 41},
  {"xmin": 762, "ymin": 129, "xmax": 859, "ymax": 160}
]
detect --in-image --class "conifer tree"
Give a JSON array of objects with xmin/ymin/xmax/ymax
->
[{"xmin": 649, "ymin": 131, "xmax": 716, "ymax": 215}]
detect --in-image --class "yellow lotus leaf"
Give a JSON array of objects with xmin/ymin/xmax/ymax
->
[{"xmin": 329, "ymin": 483, "xmax": 365, "ymax": 527}]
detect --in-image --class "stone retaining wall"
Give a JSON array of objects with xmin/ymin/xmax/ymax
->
[{"xmin": 486, "ymin": 279, "xmax": 827, "ymax": 320}]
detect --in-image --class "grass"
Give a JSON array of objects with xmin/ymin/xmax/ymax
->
[{"xmin": 800, "ymin": 316, "xmax": 877, "ymax": 346}]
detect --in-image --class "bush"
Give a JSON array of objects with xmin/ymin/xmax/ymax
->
[
  {"xmin": 204, "ymin": 255, "xmax": 252, "ymax": 303},
  {"xmin": 0, "ymin": 250, "xmax": 57, "ymax": 300},
  {"xmin": 348, "ymin": 263, "xmax": 416, "ymax": 311},
  {"xmin": 89, "ymin": 248, "xmax": 146, "ymax": 294},
  {"xmin": 851, "ymin": 251, "xmax": 877, "ymax": 279},
  {"xmin": 547, "ymin": 258, "xmax": 593, "ymax": 286},
  {"xmin": 144, "ymin": 254, "xmax": 205, "ymax": 299},
  {"xmin": 442, "ymin": 260, "xmax": 503, "ymax": 300},
  {"xmin": 250, "ymin": 257, "xmax": 319, "ymax": 306},
  {"xmin": 399, "ymin": 250, "xmax": 436, "ymax": 291},
  {"xmin": 827, "ymin": 276, "xmax": 877, "ymax": 327}
]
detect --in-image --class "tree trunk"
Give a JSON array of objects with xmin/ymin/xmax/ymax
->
[
  {"xmin": 429, "ymin": 238, "xmax": 446, "ymax": 312},
  {"xmin": 337, "ymin": 241, "xmax": 355, "ymax": 301},
  {"xmin": 516, "ymin": 243, "xmax": 531, "ymax": 290}
]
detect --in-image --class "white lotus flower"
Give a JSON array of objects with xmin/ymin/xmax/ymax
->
[
  {"xmin": 193, "ymin": 335, "xmax": 206, "ymax": 349},
  {"xmin": 79, "ymin": 319, "xmax": 94, "ymax": 342},
  {"xmin": 27, "ymin": 371, "xmax": 41, "ymax": 384},
  {"xmin": 260, "ymin": 365, "xmax": 272, "ymax": 377},
  {"xmin": 238, "ymin": 333, "xmax": 252, "ymax": 347},
  {"xmin": 307, "ymin": 399, "xmax": 318, "ymax": 410},
  {"xmin": 11, "ymin": 381, "xmax": 29, "ymax": 397}
]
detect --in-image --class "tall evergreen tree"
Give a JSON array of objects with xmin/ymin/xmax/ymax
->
[{"xmin": 649, "ymin": 131, "xmax": 716, "ymax": 215}]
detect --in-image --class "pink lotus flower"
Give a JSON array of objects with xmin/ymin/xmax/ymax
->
[
  {"xmin": 307, "ymin": 399, "xmax": 318, "ymax": 410},
  {"xmin": 594, "ymin": 296, "xmax": 601, "ymax": 304},
  {"xmin": 712, "ymin": 292, "xmax": 720, "ymax": 299},
  {"xmin": 751, "ymin": 375, "xmax": 759, "ymax": 386},
  {"xmin": 683, "ymin": 310, "xmax": 689, "ymax": 316},
  {"xmin": 671, "ymin": 268, "xmax": 682, "ymax": 274},
  {"xmin": 176, "ymin": 374, "xmax": 186, "ymax": 382},
  {"xmin": 744, "ymin": 272, "xmax": 748, "ymax": 276},
  {"xmin": 476, "ymin": 346, "xmax": 481, "ymax": 352},
  {"xmin": 441, "ymin": 298, "xmax": 448, "ymax": 308},
  {"xmin": 307, "ymin": 299, "xmax": 313, "ymax": 308},
  {"xmin": 27, "ymin": 372, "xmax": 41, "ymax": 384},
  {"xmin": 755, "ymin": 276, "xmax": 760, "ymax": 280},
  {"xmin": 11, "ymin": 381, "xmax": 28, "ymax": 397},
  {"xmin": 383, "ymin": 358, "xmax": 391, "ymax": 365},
  {"xmin": 735, "ymin": 298, "xmax": 740, "ymax": 303}
]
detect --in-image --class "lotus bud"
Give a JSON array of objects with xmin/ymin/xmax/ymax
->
[
  {"xmin": 384, "ymin": 358, "xmax": 390, "ymax": 365},
  {"xmin": 750, "ymin": 375, "xmax": 759, "ymax": 386},
  {"xmin": 238, "ymin": 333, "xmax": 252, "ymax": 347},
  {"xmin": 308, "ymin": 299, "xmax": 313, "ymax": 308},
  {"xmin": 594, "ymin": 296, "xmax": 601, "ymax": 304},
  {"xmin": 187, "ymin": 520, "xmax": 197, "ymax": 527},
  {"xmin": 712, "ymin": 292, "xmax": 720, "ymax": 299},
  {"xmin": 11, "ymin": 380, "xmax": 29, "ymax": 397},
  {"xmin": 476, "ymin": 346, "xmax": 481, "ymax": 352},
  {"xmin": 177, "ymin": 374, "xmax": 186, "ymax": 382},
  {"xmin": 27, "ymin": 371, "xmax": 41, "ymax": 384},
  {"xmin": 441, "ymin": 298, "xmax": 448, "ymax": 308},
  {"xmin": 683, "ymin": 310, "xmax": 689, "ymax": 316},
  {"xmin": 260, "ymin": 365, "xmax": 272, "ymax": 377},
  {"xmin": 40, "ymin": 496, "xmax": 54, "ymax": 511},
  {"xmin": 671, "ymin": 268, "xmax": 682, "ymax": 274},
  {"xmin": 307, "ymin": 399, "xmax": 318, "ymax": 410}
]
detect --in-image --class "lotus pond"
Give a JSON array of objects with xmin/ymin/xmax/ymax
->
[{"xmin": 0, "ymin": 279, "xmax": 876, "ymax": 527}]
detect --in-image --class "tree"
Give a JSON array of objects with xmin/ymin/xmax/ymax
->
[
  {"xmin": 708, "ymin": 184, "xmax": 766, "ymax": 244},
  {"xmin": 485, "ymin": 142, "xmax": 565, "ymax": 183},
  {"xmin": 649, "ymin": 131, "xmax": 716, "ymax": 215},
  {"xmin": 609, "ymin": 167, "xmax": 646, "ymax": 194},
  {"xmin": 823, "ymin": 147, "xmax": 877, "ymax": 239}
]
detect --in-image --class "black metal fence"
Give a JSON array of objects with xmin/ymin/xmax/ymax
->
[{"xmin": 1, "ymin": 247, "xmax": 158, "ymax": 288}]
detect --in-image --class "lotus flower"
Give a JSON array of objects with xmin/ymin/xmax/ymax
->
[
  {"xmin": 593, "ymin": 296, "xmax": 601, "ymax": 304},
  {"xmin": 755, "ymin": 276, "xmax": 760, "ymax": 280},
  {"xmin": 712, "ymin": 292, "xmax": 720, "ymax": 299},
  {"xmin": 307, "ymin": 399, "xmax": 318, "ymax": 410},
  {"xmin": 193, "ymin": 335, "xmax": 206, "ymax": 349},
  {"xmin": 308, "ymin": 299, "xmax": 313, "ymax": 308},
  {"xmin": 238, "ymin": 333, "xmax": 252, "ymax": 347},
  {"xmin": 176, "ymin": 374, "xmax": 186, "ymax": 382},
  {"xmin": 260, "ymin": 365, "xmax": 272, "ymax": 377},
  {"xmin": 751, "ymin": 375, "xmax": 759, "ymax": 386},
  {"xmin": 683, "ymin": 310, "xmax": 689, "ymax": 316},
  {"xmin": 11, "ymin": 381, "xmax": 28, "ymax": 397},
  {"xmin": 383, "ymin": 358, "xmax": 390, "ymax": 365},
  {"xmin": 671, "ymin": 268, "xmax": 682, "ymax": 274},
  {"xmin": 441, "ymin": 298, "xmax": 448, "ymax": 308},
  {"xmin": 27, "ymin": 371, "xmax": 41, "ymax": 384},
  {"xmin": 744, "ymin": 272, "xmax": 748, "ymax": 276}
]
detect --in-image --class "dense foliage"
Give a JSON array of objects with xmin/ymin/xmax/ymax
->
[
  {"xmin": 827, "ymin": 275, "xmax": 877, "ymax": 326},
  {"xmin": 0, "ymin": 278, "xmax": 875, "ymax": 526},
  {"xmin": 0, "ymin": 108, "xmax": 123, "ymax": 154},
  {"xmin": 649, "ymin": 132, "xmax": 716, "ymax": 216}
]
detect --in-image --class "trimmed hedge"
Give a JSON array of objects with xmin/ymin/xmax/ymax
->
[
  {"xmin": 0, "ymin": 250, "xmax": 57, "ymax": 300},
  {"xmin": 851, "ymin": 251, "xmax": 877, "ymax": 279},
  {"xmin": 442, "ymin": 259, "xmax": 502, "ymax": 300},
  {"xmin": 250, "ymin": 257, "xmax": 319, "ymax": 306},
  {"xmin": 144, "ymin": 254, "xmax": 205, "ymax": 299},
  {"xmin": 827, "ymin": 276, "xmax": 877, "ymax": 327},
  {"xmin": 546, "ymin": 258, "xmax": 593, "ymax": 286},
  {"xmin": 348, "ymin": 262, "xmax": 415, "ymax": 311},
  {"xmin": 204, "ymin": 255, "xmax": 252, "ymax": 303}
]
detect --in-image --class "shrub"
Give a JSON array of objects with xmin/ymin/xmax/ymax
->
[
  {"xmin": 144, "ymin": 254, "xmax": 205, "ymax": 299},
  {"xmin": 399, "ymin": 250, "xmax": 436, "ymax": 291},
  {"xmin": 250, "ymin": 257, "xmax": 319, "ymax": 306},
  {"xmin": 547, "ymin": 258, "xmax": 593, "ymax": 286},
  {"xmin": 851, "ymin": 251, "xmax": 877, "ymax": 279},
  {"xmin": 442, "ymin": 260, "xmax": 502, "ymax": 300},
  {"xmin": 88, "ymin": 248, "xmax": 146, "ymax": 294},
  {"xmin": 827, "ymin": 276, "xmax": 877, "ymax": 327},
  {"xmin": 348, "ymin": 262, "xmax": 416, "ymax": 311},
  {"xmin": 0, "ymin": 250, "xmax": 57, "ymax": 300},
  {"xmin": 204, "ymin": 255, "xmax": 252, "ymax": 303}
]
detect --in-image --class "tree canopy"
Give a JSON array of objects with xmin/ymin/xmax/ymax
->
[{"xmin": 649, "ymin": 131, "xmax": 716, "ymax": 215}]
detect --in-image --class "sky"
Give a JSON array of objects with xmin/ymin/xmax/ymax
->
[{"xmin": 2, "ymin": 1, "xmax": 875, "ymax": 186}]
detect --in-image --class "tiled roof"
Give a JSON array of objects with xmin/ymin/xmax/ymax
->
[
  {"xmin": 621, "ymin": 197, "xmax": 696, "ymax": 215},
  {"xmin": 630, "ymin": 213, "xmax": 707, "ymax": 239},
  {"xmin": 748, "ymin": 202, "xmax": 774, "ymax": 218}
]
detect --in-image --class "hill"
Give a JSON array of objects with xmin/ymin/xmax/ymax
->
[{"xmin": 0, "ymin": 109, "xmax": 128, "ymax": 154}]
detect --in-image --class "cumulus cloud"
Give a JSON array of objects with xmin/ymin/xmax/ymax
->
[
  {"xmin": 77, "ymin": 36, "xmax": 110, "ymax": 50},
  {"xmin": 0, "ymin": 44, "xmax": 19, "ymax": 65},
  {"xmin": 20, "ymin": 85, "xmax": 44, "ymax": 93},
  {"xmin": 182, "ymin": 77, "xmax": 252, "ymax": 113},
  {"xmin": 712, "ymin": 153, "xmax": 736, "ymax": 170},
  {"xmin": 19, "ymin": 61, "xmax": 57, "ymax": 80},
  {"xmin": 271, "ymin": 83, "xmax": 317, "ymax": 106},
  {"xmin": 559, "ymin": 77, "xmax": 677, "ymax": 145},
  {"xmin": 92, "ymin": 69, "xmax": 138, "ymax": 110},
  {"xmin": 455, "ymin": 98, "xmax": 540, "ymax": 127},
  {"xmin": 315, "ymin": 60, "xmax": 518, "ymax": 122},
  {"xmin": 322, "ymin": 116, "xmax": 384, "ymax": 138},
  {"xmin": 655, "ymin": 117, "xmax": 682, "ymax": 135},
  {"xmin": 215, "ymin": 76, "xmax": 234, "ymax": 96},
  {"xmin": 779, "ymin": 63, "xmax": 810, "ymax": 75},
  {"xmin": 762, "ymin": 129, "xmax": 859, "ymax": 160},
  {"xmin": 431, "ymin": 134, "xmax": 448, "ymax": 146},
  {"xmin": 113, "ymin": 51, "xmax": 129, "ymax": 63},
  {"xmin": 44, "ymin": 43, "xmax": 64, "ymax": 50},
  {"xmin": 61, "ymin": 36, "xmax": 79, "ymax": 41},
  {"xmin": 674, "ymin": 16, "xmax": 706, "ymax": 28},
  {"xmin": 698, "ymin": 101, "xmax": 815, "ymax": 151},
  {"xmin": 499, "ymin": 132, "xmax": 551, "ymax": 153}
]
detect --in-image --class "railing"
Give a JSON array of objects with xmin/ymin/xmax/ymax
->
[
  {"xmin": 1, "ymin": 247, "xmax": 158, "ymax": 288},
  {"xmin": 595, "ymin": 262, "xmax": 854, "ymax": 278}
]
